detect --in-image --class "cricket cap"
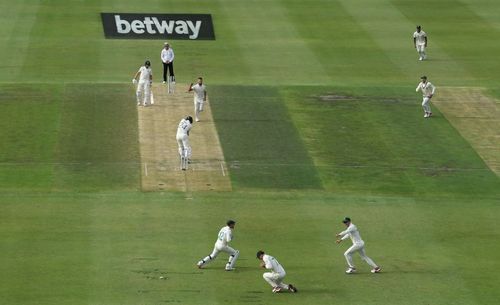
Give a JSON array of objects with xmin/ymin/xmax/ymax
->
[
  {"xmin": 144, "ymin": 60, "xmax": 151, "ymax": 67},
  {"xmin": 420, "ymin": 75, "xmax": 427, "ymax": 80},
  {"xmin": 164, "ymin": 42, "xmax": 169, "ymax": 46},
  {"xmin": 342, "ymin": 217, "xmax": 351, "ymax": 224},
  {"xmin": 227, "ymin": 220, "xmax": 236, "ymax": 226}
]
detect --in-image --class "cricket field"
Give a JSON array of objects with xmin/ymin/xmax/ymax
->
[{"xmin": 1, "ymin": 1, "xmax": 499, "ymax": 305}]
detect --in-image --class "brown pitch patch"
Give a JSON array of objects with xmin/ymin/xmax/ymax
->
[
  {"xmin": 433, "ymin": 87, "xmax": 500, "ymax": 176},
  {"xmin": 137, "ymin": 83, "xmax": 232, "ymax": 191}
]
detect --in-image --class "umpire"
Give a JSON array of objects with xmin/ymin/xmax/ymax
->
[{"xmin": 161, "ymin": 42, "xmax": 175, "ymax": 84}]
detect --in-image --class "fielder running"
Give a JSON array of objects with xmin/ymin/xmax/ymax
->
[
  {"xmin": 132, "ymin": 60, "xmax": 153, "ymax": 106},
  {"xmin": 415, "ymin": 75, "xmax": 436, "ymax": 118},
  {"xmin": 336, "ymin": 217, "xmax": 381, "ymax": 274},
  {"xmin": 197, "ymin": 220, "xmax": 239, "ymax": 271},
  {"xmin": 176, "ymin": 116, "xmax": 193, "ymax": 170},
  {"xmin": 188, "ymin": 77, "xmax": 207, "ymax": 122},
  {"xmin": 256, "ymin": 250, "xmax": 298, "ymax": 293},
  {"xmin": 413, "ymin": 25, "xmax": 428, "ymax": 61}
]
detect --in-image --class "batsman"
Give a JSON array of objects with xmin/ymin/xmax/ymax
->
[{"xmin": 132, "ymin": 60, "xmax": 153, "ymax": 106}]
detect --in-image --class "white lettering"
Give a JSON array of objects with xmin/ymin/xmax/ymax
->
[
  {"xmin": 187, "ymin": 21, "xmax": 201, "ymax": 39},
  {"xmin": 115, "ymin": 15, "xmax": 130, "ymax": 33},
  {"xmin": 110, "ymin": 14, "xmax": 210, "ymax": 39},
  {"xmin": 131, "ymin": 20, "xmax": 145, "ymax": 34},
  {"xmin": 152, "ymin": 17, "xmax": 175, "ymax": 34},
  {"xmin": 143, "ymin": 17, "xmax": 156, "ymax": 34},
  {"xmin": 175, "ymin": 20, "xmax": 189, "ymax": 35}
]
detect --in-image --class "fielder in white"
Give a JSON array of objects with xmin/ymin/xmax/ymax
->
[
  {"xmin": 176, "ymin": 116, "xmax": 193, "ymax": 165},
  {"xmin": 336, "ymin": 217, "xmax": 381, "ymax": 274},
  {"xmin": 413, "ymin": 25, "xmax": 428, "ymax": 61},
  {"xmin": 197, "ymin": 220, "xmax": 240, "ymax": 271},
  {"xmin": 415, "ymin": 75, "xmax": 436, "ymax": 118},
  {"xmin": 132, "ymin": 60, "xmax": 153, "ymax": 107},
  {"xmin": 256, "ymin": 250, "xmax": 297, "ymax": 293},
  {"xmin": 187, "ymin": 77, "xmax": 207, "ymax": 122}
]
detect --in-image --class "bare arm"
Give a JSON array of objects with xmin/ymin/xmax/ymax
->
[{"xmin": 187, "ymin": 83, "xmax": 194, "ymax": 92}]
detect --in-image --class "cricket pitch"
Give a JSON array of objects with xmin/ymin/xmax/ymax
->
[
  {"xmin": 434, "ymin": 87, "xmax": 500, "ymax": 176},
  {"xmin": 137, "ymin": 83, "xmax": 232, "ymax": 192}
]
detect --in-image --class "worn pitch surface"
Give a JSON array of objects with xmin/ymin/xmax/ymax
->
[
  {"xmin": 434, "ymin": 87, "xmax": 500, "ymax": 175},
  {"xmin": 137, "ymin": 83, "xmax": 231, "ymax": 191}
]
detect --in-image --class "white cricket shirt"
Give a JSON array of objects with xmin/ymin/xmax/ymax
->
[
  {"xmin": 176, "ymin": 118, "xmax": 192, "ymax": 137},
  {"xmin": 413, "ymin": 31, "xmax": 427, "ymax": 45},
  {"xmin": 215, "ymin": 226, "xmax": 233, "ymax": 247},
  {"xmin": 138, "ymin": 66, "xmax": 152, "ymax": 82},
  {"xmin": 191, "ymin": 84, "xmax": 206, "ymax": 101},
  {"xmin": 161, "ymin": 48, "xmax": 175, "ymax": 63},
  {"xmin": 263, "ymin": 254, "xmax": 286, "ymax": 274},
  {"xmin": 339, "ymin": 223, "xmax": 364, "ymax": 245},
  {"xmin": 416, "ymin": 81, "xmax": 436, "ymax": 97}
]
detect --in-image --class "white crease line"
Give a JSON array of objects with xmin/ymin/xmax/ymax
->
[
  {"xmin": 220, "ymin": 161, "xmax": 226, "ymax": 177},
  {"xmin": 144, "ymin": 163, "xmax": 148, "ymax": 176}
]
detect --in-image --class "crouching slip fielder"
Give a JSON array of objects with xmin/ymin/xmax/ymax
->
[
  {"xmin": 188, "ymin": 77, "xmax": 207, "ymax": 122},
  {"xmin": 256, "ymin": 250, "xmax": 297, "ymax": 293},
  {"xmin": 197, "ymin": 220, "xmax": 239, "ymax": 271},
  {"xmin": 415, "ymin": 75, "xmax": 436, "ymax": 118},
  {"xmin": 336, "ymin": 217, "xmax": 381, "ymax": 274},
  {"xmin": 132, "ymin": 60, "xmax": 153, "ymax": 106},
  {"xmin": 176, "ymin": 116, "xmax": 193, "ymax": 164}
]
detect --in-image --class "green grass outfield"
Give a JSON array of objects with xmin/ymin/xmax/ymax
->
[{"xmin": 1, "ymin": 1, "xmax": 500, "ymax": 305}]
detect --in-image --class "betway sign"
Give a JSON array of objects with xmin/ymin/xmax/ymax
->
[{"xmin": 101, "ymin": 13, "xmax": 215, "ymax": 40}]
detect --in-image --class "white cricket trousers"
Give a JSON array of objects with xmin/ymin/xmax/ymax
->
[
  {"xmin": 344, "ymin": 242, "xmax": 378, "ymax": 269},
  {"xmin": 263, "ymin": 271, "xmax": 289, "ymax": 290},
  {"xmin": 194, "ymin": 98, "xmax": 204, "ymax": 120},
  {"xmin": 416, "ymin": 44, "xmax": 426, "ymax": 58},
  {"xmin": 209, "ymin": 245, "xmax": 237, "ymax": 259},
  {"xmin": 199, "ymin": 245, "xmax": 239, "ymax": 269},
  {"xmin": 176, "ymin": 133, "xmax": 191, "ymax": 158},
  {"xmin": 136, "ymin": 81, "xmax": 151, "ymax": 105},
  {"xmin": 422, "ymin": 96, "xmax": 432, "ymax": 114}
]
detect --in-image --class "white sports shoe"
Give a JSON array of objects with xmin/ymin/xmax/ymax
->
[
  {"xmin": 419, "ymin": 57, "xmax": 423, "ymax": 61},
  {"xmin": 272, "ymin": 287, "xmax": 282, "ymax": 293},
  {"xmin": 424, "ymin": 113, "xmax": 429, "ymax": 118},
  {"xmin": 371, "ymin": 267, "xmax": 381, "ymax": 273},
  {"xmin": 196, "ymin": 261, "xmax": 203, "ymax": 269},
  {"xmin": 345, "ymin": 267, "xmax": 356, "ymax": 274}
]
